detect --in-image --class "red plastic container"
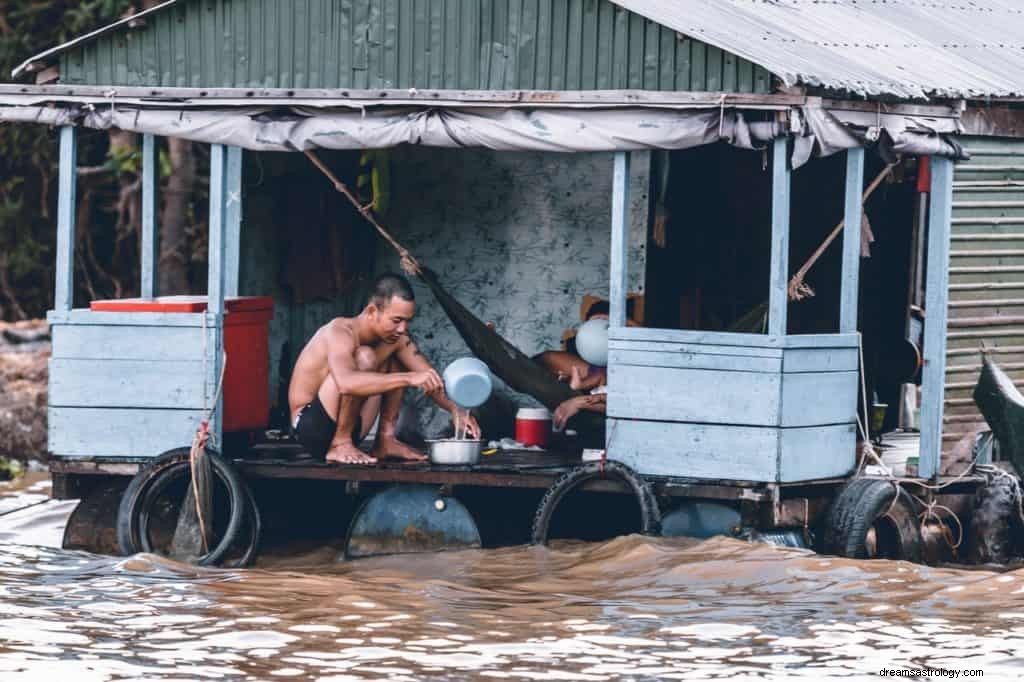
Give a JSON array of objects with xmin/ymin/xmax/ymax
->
[
  {"xmin": 90, "ymin": 295, "xmax": 274, "ymax": 432},
  {"xmin": 515, "ymin": 407, "xmax": 551, "ymax": 448}
]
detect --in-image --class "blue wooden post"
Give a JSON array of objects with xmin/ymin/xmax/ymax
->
[
  {"xmin": 609, "ymin": 152, "xmax": 631, "ymax": 329},
  {"xmin": 224, "ymin": 146, "xmax": 242, "ymax": 298},
  {"xmin": 768, "ymin": 137, "xmax": 790, "ymax": 337},
  {"xmin": 206, "ymin": 144, "xmax": 228, "ymax": 447},
  {"xmin": 919, "ymin": 157, "xmax": 954, "ymax": 481},
  {"xmin": 141, "ymin": 133, "xmax": 158, "ymax": 299},
  {"xmin": 840, "ymin": 148, "xmax": 865, "ymax": 333},
  {"xmin": 55, "ymin": 126, "xmax": 77, "ymax": 312}
]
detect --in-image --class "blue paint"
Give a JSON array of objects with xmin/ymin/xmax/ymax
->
[
  {"xmin": 920, "ymin": 157, "xmax": 955, "ymax": 481},
  {"xmin": 55, "ymin": 126, "xmax": 77, "ymax": 312},
  {"xmin": 840, "ymin": 147, "xmax": 865, "ymax": 333},
  {"xmin": 769, "ymin": 137, "xmax": 790, "ymax": 337},
  {"xmin": 141, "ymin": 133, "xmax": 158, "ymax": 299}
]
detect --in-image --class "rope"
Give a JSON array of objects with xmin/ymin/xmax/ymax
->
[
  {"xmin": 788, "ymin": 163, "xmax": 896, "ymax": 301},
  {"xmin": 190, "ymin": 312, "xmax": 228, "ymax": 553},
  {"xmin": 304, "ymin": 150, "xmax": 422, "ymax": 276},
  {"xmin": 852, "ymin": 333, "xmax": 975, "ymax": 552}
]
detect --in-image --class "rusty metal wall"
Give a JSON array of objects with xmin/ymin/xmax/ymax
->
[
  {"xmin": 57, "ymin": 0, "xmax": 771, "ymax": 93},
  {"xmin": 944, "ymin": 136, "xmax": 1024, "ymax": 450}
]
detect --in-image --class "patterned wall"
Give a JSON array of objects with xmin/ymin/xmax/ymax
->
[{"xmin": 376, "ymin": 147, "xmax": 649, "ymax": 438}]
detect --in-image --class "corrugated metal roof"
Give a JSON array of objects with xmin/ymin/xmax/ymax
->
[{"xmin": 609, "ymin": 0, "xmax": 1024, "ymax": 100}]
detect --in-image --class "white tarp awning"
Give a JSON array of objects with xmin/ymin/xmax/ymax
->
[{"xmin": 0, "ymin": 104, "xmax": 966, "ymax": 166}]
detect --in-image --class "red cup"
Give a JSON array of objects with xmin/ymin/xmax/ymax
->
[{"xmin": 515, "ymin": 407, "xmax": 551, "ymax": 448}]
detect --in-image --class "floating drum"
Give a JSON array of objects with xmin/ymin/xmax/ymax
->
[
  {"xmin": 660, "ymin": 501, "xmax": 741, "ymax": 539},
  {"xmin": 344, "ymin": 484, "xmax": 482, "ymax": 560}
]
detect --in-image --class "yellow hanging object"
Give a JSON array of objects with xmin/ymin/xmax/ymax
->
[{"xmin": 357, "ymin": 150, "xmax": 391, "ymax": 214}]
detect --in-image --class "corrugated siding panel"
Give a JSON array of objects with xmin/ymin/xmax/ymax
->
[
  {"xmin": 944, "ymin": 136, "xmax": 1024, "ymax": 450},
  {"xmin": 57, "ymin": 0, "xmax": 771, "ymax": 93}
]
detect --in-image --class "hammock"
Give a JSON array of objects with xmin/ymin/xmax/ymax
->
[{"xmin": 305, "ymin": 151, "xmax": 605, "ymax": 436}]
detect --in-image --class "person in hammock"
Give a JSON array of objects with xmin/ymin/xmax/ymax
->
[
  {"xmin": 534, "ymin": 299, "xmax": 641, "ymax": 394},
  {"xmin": 288, "ymin": 273, "xmax": 480, "ymax": 465}
]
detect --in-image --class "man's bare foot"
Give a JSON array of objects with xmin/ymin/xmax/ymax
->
[
  {"xmin": 325, "ymin": 442, "xmax": 378, "ymax": 465},
  {"xmin": 371, "ymin": 437, "xmax": 428, "ymax": 462}
]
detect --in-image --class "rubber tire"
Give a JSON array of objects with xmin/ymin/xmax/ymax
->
[
  {"xmin": 531, "ymin": 460, "xmax": 661, "ymax": 545},
  {"xmin": 823, "ymin": 478, "xmax": 923, "ymax": 563},
  {"xmin": 967, "ymin": 472, "xmax": 1022, "ymax": 565},
  {"xmin": 117, "ymin": 447, "xmax": 249, "ymax": 567},
  {"xmin": 137, "ymin": 459, "xmax": 262, "ymax": 568}
]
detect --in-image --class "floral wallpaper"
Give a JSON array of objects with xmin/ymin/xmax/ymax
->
[{"xmin": 375, "ymin": 148, "xmax": 650, "ymax": 438}]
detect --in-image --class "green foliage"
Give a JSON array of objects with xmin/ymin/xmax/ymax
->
[{"xmin": 0, "ymin": 0, "xmax": 132, "ymax": 319}]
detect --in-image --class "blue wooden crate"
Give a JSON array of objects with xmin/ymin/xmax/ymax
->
[{"xmin": 606, "ymin": 327, "xmax": 859, "ymax": 483}]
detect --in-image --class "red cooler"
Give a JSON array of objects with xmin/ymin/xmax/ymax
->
[
  {"xmin": 90, "ymin": 295, "xmax": 274, "ymax": 432},
  {"xmin": 515, "ymin": 407, "xmax": 551, "ymax": 448}
]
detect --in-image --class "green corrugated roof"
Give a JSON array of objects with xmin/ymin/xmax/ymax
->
[{"xmin": 17, "ymin": 0, "xmax": 773, "ymax": 94}]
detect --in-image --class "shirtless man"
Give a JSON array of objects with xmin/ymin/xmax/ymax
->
[{"xmin": 289, "ymin": 273, "xmax": 481, "ymax": 465}]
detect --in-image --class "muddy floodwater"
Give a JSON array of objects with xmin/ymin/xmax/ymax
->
[{"xmin": 1, "ymin": 475, "xmax": 1024, "ymax": 680}]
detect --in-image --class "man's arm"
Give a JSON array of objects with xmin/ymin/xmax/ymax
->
[
  {"xmin": 327, "ymin": 328, "xmax": 436, "ymax": 397},
  {"xmin": 394, "ymin": 336, "xmax": 457, "ymax": 409}
]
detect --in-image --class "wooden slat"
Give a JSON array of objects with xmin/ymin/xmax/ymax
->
[
  {"xmin": 609, "ymin": 347, "xmax": 781, "ymax": 373},
  {"xmin": 49, "ymin": 358, "xmax": 206, "ymax": 409},
  {"xmin": 779, "ymin": 424, "xmax": 857, "ymax": 482},
  {"xmin": 608, "ymin": 364, "xmax": 781, "ymax": 425},
  {"xmin": 780, "ymin": 371, "xmax": 859, "ymax": 427},
  {"xmin": 608, "ymin": 418, "xmax": 778, "ymax": 481},
  {"xmin": 49, "ymin": 407, "xmax": 205, "ymax": 458},
  {"xmin": 782, "ymin": 348, "xmax": 859, "ymax": 373},
  {"xmin": 51, "ymin": 324, "xmax": 207, "ymax": 361}
]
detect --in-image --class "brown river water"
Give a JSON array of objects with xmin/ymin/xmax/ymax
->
[{"xmin": 2, "ymin": 474, "xmax": 1024, "ymax": 680}]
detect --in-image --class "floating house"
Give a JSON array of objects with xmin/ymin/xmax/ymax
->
[{"xmin": 2, "ymin": 0, "xmax": 1023, "ymax": 563}]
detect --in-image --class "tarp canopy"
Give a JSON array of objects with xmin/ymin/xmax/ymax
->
[{"xmin": 0, "ymin": 103, "xmax": 966, "ymax": 165}]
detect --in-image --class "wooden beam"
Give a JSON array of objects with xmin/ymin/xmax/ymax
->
[
  {"xmin": 140, "ymin": 133, "xmax": 158, "ymax": 299},
  {"xmin": 224, "ymin": 146, "xmax": 242, "ymax": 297},
  {"xmin": 206, "ymin": 144, "xmax": 227, "ymax": 448},
  {"xmin": 609, "ymin": 151, "xmax": 631, "ymax": 329},
  {"xmin": 768, "ymin": 137, "xmax": 790, "ymax": 337},
  {"xmin": 919, "ymin": 156, "xmax": 955, "ymax": 481},
  {"xmin": 54, "ymin": 126, "xmax": 77, "ymax": 312},
  {"xmin": 839, "ymin": 147, "xmax": 865, "ymax": 333}
]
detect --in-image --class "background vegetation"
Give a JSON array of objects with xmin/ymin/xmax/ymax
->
[{"xmin": 0, "ymin": 1, "xmax": 206, "ymax": 320}]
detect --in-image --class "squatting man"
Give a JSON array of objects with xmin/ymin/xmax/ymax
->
[{"xmin": 289, "ymin": 273, "xmax": 480, "ymax": 464}]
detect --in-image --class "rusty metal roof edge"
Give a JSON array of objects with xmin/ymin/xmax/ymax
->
[
  {"xmin": 11, "ymin": 0, "xmax": 181, "ymax": 80},
  {"xmin": 0, "ymin": 84, "xmax": 807, "ymax": 109}
]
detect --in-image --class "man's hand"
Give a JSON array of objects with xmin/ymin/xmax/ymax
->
[
  {"xmin": 454, "ymin": 412, "xmax": 482, "ymax": 439},
  {"xmin": 553, "ymin": 396, "xmax": 586, "ymax": 431},
  {"xmin": 408, "ymin": 369, "xmax": 444, "ymax": 395}
]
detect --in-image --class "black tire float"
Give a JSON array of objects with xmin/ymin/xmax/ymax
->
[
  {"xmin": 967, "ymin": 470, "xmax": 1023, "ymax": 565},
  {"xmin": 531, "ymin": 460, "xmax": 661, "ymax": 545},
  {"xmin": 822, "ymin": 478, "xmax": 923, "ymax": 562},
  {"xmin": 117, "ymin": 447, "xmax": 260, "ymax": 567}
]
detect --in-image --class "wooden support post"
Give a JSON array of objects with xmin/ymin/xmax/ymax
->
[
  {"xmin": 919, "ymin": 156, "xmax": 954, "ymax": 481},
  {"xmin": 54, "ymin": 126, "xmax": 77, "ymax": 312},
  {"xmin": 140, "ymin": 133, "xmax": 158, "ymax": 299},
  {"xmin": 768, "ymin": 137, "xmax": 790, "ymax": 337},
  {"xmin": 840, "ymin": 147, "xmax": 865, "ymax": 333},
  {"xmin": 609, "ymin": 151, "xmax": 631, "ymax": 329},
  {"xmin": 224, "ymin": 146, "xmax": 242, "ymax": 297},
  {"xmin": 206, "ymin": 144, "xmax": 227, "ymax": 448}
]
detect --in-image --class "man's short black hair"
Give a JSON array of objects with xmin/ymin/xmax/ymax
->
[{"xmin": 369, "ymin": 273, "xmax": 415, "ymax": 309}]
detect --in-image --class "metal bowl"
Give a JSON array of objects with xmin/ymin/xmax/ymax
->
[{"xmin": 426, "ymin": 439, "xmax": 483, "ymax": 465}]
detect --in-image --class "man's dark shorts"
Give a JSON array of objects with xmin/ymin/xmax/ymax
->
[{"xmin": 292, "ymin": 395, "xmax": 361, "ymax": 460}]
